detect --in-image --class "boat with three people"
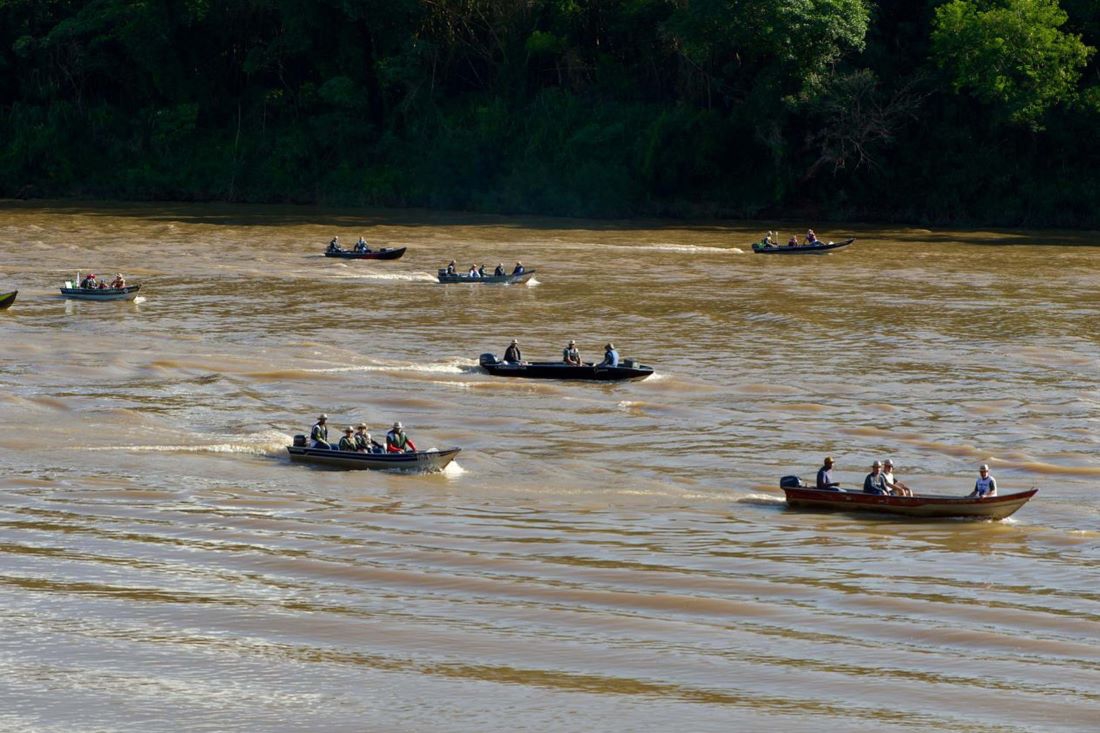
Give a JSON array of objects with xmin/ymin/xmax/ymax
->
[
  {"xmin": 479, "ymin": 352, "xmax": 653, "ymax": 381},
  {"xmin": 753, "ymin": 237, "xmax": 855, "ymax": 255},
  {"xmin": 778, "ymin": 475, "xmax": 1037, "ymax": 519}
]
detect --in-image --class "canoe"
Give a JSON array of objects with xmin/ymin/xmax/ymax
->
[
  {"xmin": 778, "ymin": 476, "xmax": 1036, "ymax": 519},
  {"xmin": 752, "ymin": 238, "xmax": 855, "ymax": 255},
  {"xmin": 480, "ymin": 352, "xmax": 654, "ymax": 381},
  {"xmin": 324, "ymin": 247, "xmax": 406, "ymax": 260},
  {"xmin": 438, "ymin": 270, "xmax": 535, "ymax": 284},
  {"xmin": 287, "ymin": 444, "xmax": 460, "ymax": 471},
  {"xmin": 0, "ymin": 290, "xmax": 16, "ymax": 310},
  {"xmin": 60, "ymin": 284, "xmax": 141, "ymax": 301}
]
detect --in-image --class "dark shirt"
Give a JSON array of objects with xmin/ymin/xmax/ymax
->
[
  {"xmin": 816, "ymin": 467, "xmax": 838, "ymax": 490},
  {"xmin": 494, "ymin": 265, "xmax": 505, "ymax": 276},
  {"xmin": 863, "ymin": 472, "xmax": 888, "ymax": 494},
  {"xmin": 504, "ymin": 345, "xmax": 522, "ymax": 363},
  {"xmin": 512, "ymin": 265, "xmax": 525, "ymax": 275}
]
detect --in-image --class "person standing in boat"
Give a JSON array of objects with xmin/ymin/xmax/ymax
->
[
  {"xmin": 816, "ymin": 456, "xmax": 839, "ymax": 490},
  {"xmin": 504, "ymin": 339, "xmax": 522, "ymax": 364},
  {"xmin": 863, "ymin": 461, "xmax": 889, "ymax": 494},
  {"xmin": 968, "ymin": 464, "xmax": 997, "ymax": 498},
  {"xmin": 494, "ymin": 263, "xmax": 506, "ymax": 276},
  {"xmin": 310, "ymin": 414, "xmax": 331, "ymax": 449},
  {"xmin": 563, "ymin": 340, "xmax": 582, "ymax": 366},
  {"xmin": 598, "ymin": 343, "xmax": 619, "ymax": 368},
  {"xmin": 338, "ymin": 426, "xmax": 358, "ymax": 451},
  {"xmin": 881, "ymin": 458, "xmax": 913, "ymax": 496},
  {"xmin": 355, "ymin": 424, "xmax": 383, "ymax": 453},
  {"xmin": 512, "ymin": 262, "xmax": 525, "ymax": 275},
  {"xmin": 386, "ymin": 422, "xmax": 417, "ymax": 453}
]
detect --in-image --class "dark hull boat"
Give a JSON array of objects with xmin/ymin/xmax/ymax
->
[
  {"xmin": 287, "ymin": 443, "xmax": 460, "ymax": 471},
  {"xmin": 438, "ymin": 270, "xmax": 535, "ymax": 284},
  {"xmin": 479, "ymin": 353, "xmax": 653, "ymax": 381},
  {"xmin": 60, "ymin": 284, "xmax": 141, "ymax": 301},
  {"xmin": 753, "ymin": 238, "xmax": 855, "ymax": 255},
  {"xmin": 779, "ymin": 476, "xmax": 1036, "ymax": 519},
  {"xmin": 0, "ymin": 290, "xmax": 16, "ymax": 310},
  {"xmin": 324, "ymin": 246, "xmax": 406, "ymax": 260}
]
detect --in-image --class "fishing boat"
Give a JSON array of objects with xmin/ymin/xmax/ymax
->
[
  {"xmin": 479, "ymin": 352, "xmax": 653, "ymax": 381},
  {"xmin": 60, "ymin": 284, "xmax": 142, "ymax": 301},
  {"xmin": 438, "ymin": 269, "xmax": 536, "ymax": 284},
  {"xmin": 287, "ymin": 440, "xmax": 460, "ymax": 472},
  {"xmin": 778, "ymin": 476, "xmax": 1036, "ymax": 519},
  {"xmin": 752, "ymin": 238, "xmax": 855, "ymax": 255},
  {"xmin": 324, "ymin": 246, "xmax": 406, "ymax": 260},
  {"xmin": 0, "ymin": 290, "xmax": 16, "ymax": 310}
]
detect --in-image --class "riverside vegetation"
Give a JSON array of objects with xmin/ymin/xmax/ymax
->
[{"xmin": 2, "ymin": 0, "xmax": 1099, "ymax": 226}]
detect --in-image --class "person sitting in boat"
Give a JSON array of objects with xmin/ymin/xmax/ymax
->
[
  {"xmin": 968, "ymin": 464, "xmax": 997, "ymax": 498},
  {"xmin": 310, "ymin": 414, "xmax": 331, "ymax": 449},
  {"xmin": 787, "ymin": 235, "xmax": 798, "ymax": 247},
  {"xmin": 468, "ymin": 264, "xmax": 480, "ymax": 278},
  {"xmin": 81, "ymin": 273, "xmax": 98, "ymax": 289},
  {"xmin": 327, "ymin": 237, "xmax": 342, "ymax": 253},
  {"xmin": 805, "ymin": 229, "xmax": 819, "ymax": 245},
  {"xmin": 760, "ymin": 232, "xmax": 776, "ymax": 248},
  {"xmin": 446, "ymin": 260, "xmax": 457, "ymax": 275},
  {"xmin": 110, "ymin": 273, "xmax": 126, "ymax": 289},
  {"xmin": 386, "ymin": 422, "xmax": 416, "ymax": 453},
  {"xmin": 354, "ymin": 237, "xmax": 370, "ymax": 253},
  {"xmin": 493, "ymin": 263, "xmax": 506, "ymax": 276},
  {"xmin": 816, "ymin": 456, "xmax": 840, "ymax": 490},
  {"xmin": 881, "ymin": 458, "xmax": 913, "ymax": 497},
  {"xmin": 98, "ymin": 281, "xmax": 108, "ymax": 289},
  {"xmin": 863, "ymin": 460, "xmax": 889, "ymax": 494},
  {"xmin": 563, "ymin": 340, "xmax": 581, "ymax": 366},
  {"xmin": 338, "ymin": 426, "xmax": 357, "ymax": 451},
  {"xmin": 512, "ymin": 262, "xmax": 525, "ymax": 275},
  {"xmin": 598, "ymin": 343, "xmax": 619, "ymax": 368},
  {"xmin": 355, "ymin": 423, "xmax": 384, "ymax": 453},
  {"xmin": 503, "ymin": 339, "xmax": 522, "ymax": 364},
  {"xmin": 478, "ymin": 265, "xmax": 486, "ymax": 277}
]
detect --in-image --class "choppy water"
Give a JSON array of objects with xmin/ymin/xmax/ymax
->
[{"xmin": 1, "ymin": 202, "xmax": 1098, "ymax": 732}]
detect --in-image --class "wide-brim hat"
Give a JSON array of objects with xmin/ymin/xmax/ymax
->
[
  {"xmin": 318, "ymin": 414, "xmax": 328, "ymax": 421},
  {"xmin": 356, "ymin": 423, "xmax": 367, "ymax": 429}
]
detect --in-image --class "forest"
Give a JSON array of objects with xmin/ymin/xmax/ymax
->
[{"xmin": 1, "ymin": 0, "xmax": 1098, "ymax": 226}]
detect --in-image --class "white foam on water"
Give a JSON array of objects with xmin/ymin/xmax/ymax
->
[
  {"xmin": 442, "ymin": 460, "xmax": 466, "ymax": 477},
  {"xmin": 83, "ymin": 430, "xmax": 292, "ymax": 456},
  {"xmin": 303, "ymin": 358, "xmax": 476, "ymax": 375},
  {"xmin": 133, "ymin": 296, "xmax": 146, "ymax": 303},
  {"xmin": 335, "ymin": 272, "xmax": 437, "ymax": 282},
  {"xmin": 525, "ymin": 277, "xmax": 540, "ymax": 287},
  {"xmin": 736, "ymin": 493, "xmax": 786, "ymax": 506}
]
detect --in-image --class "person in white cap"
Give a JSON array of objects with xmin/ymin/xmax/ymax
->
[
  {"xmin": 968, "ymin": 464, "xmax": 997, "ymax": 498},
  {"xmin": 310, "ymin": 414, "xmax": 331, "ymax": 449},
  {"xmin": 562, "ymin": 339, "xmax": 581, "ymax": 366},
  {"xmin": 863, "ymin": 460, "xmax": 889, "ymax": 495},
  {"xmin": 881, "ymin": 458, "xmax": 912, "ymax": 497},
  {"xmin": 355, "ymin": 423, "xmax": 383, "ymax": 453},
  {"xmin": 386, "ymin": 421, "xmax": 417, "ymax": 453},
  {"xmin": 504, "ymin": 338, "xmax": 522, "ymax": 364},
  {"xmin": 599, "ymin": 342, "xmax": 619, "ymax": 368}
]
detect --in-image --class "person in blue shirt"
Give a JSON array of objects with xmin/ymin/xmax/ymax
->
[
  {"xmin": 354, "ymin": 237, "xmax": 370, "ymax": 253},
  {"xmin": 512, "ymin": 262, "xmax": 525, "ymax": 275},
  {"xmin": 863, "ymin": 461, "xmax": 889, "ymax": 494},
  {"xmin": 816, "ymin": 456, "xmax": 839, "ymax": 490},
  {"xmin": 968, "ymin": 464, "xmax": 997, "ymax": 497},
  {"xmin": 599, "ymin": 343, "xmax": 619, "ymax": 368}
]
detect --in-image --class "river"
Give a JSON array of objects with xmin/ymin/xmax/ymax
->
[{"xmin": 1, "ymin": 202, "xmax": 1097, "ymax": 732}]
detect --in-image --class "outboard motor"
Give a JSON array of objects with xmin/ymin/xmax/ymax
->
[
  {"xmin": 293, "ymin": 434, "xmax": 307, "ymax": 447},
  {"xmin": 479, "ymin": 353, "xmax": 497, "ymax": 366},
  {"xmin": 779, "ymin": 475, "xmax": 804, "ymax": 489}
]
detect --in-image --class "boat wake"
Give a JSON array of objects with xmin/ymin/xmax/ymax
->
[
  {"xmin": 736, "ymin": 493, "xmax": 785, "ymax": 506},
  {"xmin": 304, "ymin": 358, "xmax": 479, "ymax": 375},
  {"xmin": 525, "ymin": 277, "xmax": 540, "ymax": 287},
  {"xmin": 335, "ymin": 272, "xmax": 437, "ymax": 283},
  {"xmin": 82, "ymin": 430, "xmax": 292, "ymax": 456}
]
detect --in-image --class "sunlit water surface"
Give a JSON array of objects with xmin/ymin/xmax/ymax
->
[{"xmin": 0, "ymin": 202, "xmax": 1098, "ymax": 732}]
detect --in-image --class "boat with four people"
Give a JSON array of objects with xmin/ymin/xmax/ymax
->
[
  {"xmin": 753, "ymin": 237, "xmax": 855, "ymax": 255},
  {"xmin": 60, "ymin": 283, "xmax": 142, "ymax": 301},
  {"xmin": 287, "ymin": 440, "xmax": 460, "ymax": 472},
  {"xmin": 324, "ymin": 246, "xmax": 407, "ymax": 260},
  {"xmin": 0, "ymin": 290, "xmax": 16, "ymax": 310},
  {"xmin": 778, "ymin": 475, "xmax": 1037, "ymax": 519},
  {"xmin": 438, "ymin": 269, "xmax": 536, "ymax": 284},
  {"xmin": 479, "ymin": 352, "xmax": 653, "ymax": 381}
]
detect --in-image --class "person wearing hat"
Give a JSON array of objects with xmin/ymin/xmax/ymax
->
[
  {"xmin": 512, "ymin": 261, "xmax": 525, "ymax": 275},
  {"xmin": 338, "ymin": 426, "xmax": 358, "ymax": 451},
  {"xmin": 598, "ymin": 342, "xmax": 619, "ymax": 368},
  {"xmin": 327, "ymin": 236, "xmax": 341, "ymax": 253},
  {"xmin": 968, "ymin": 464, "xmax": 998, "ymax": 498},
  {"xmin": 467, "ymin": 263, "xmax": 481, "ymax": 279},
  {"xmin": 816, "ymin": 456, "xmax": 839, "ymax": 490},
  {"xmin": 110, "ymin": 273, "xmax": 126, "ymax": 289},
  {"xmin": 354, "ymin": 236, "xmax": 370, "ymax": 253},
  {"xmin": 863, "ymin": 460, "xmax": 889, "ymax": 495},
  {"xmin": 386, "ymin": 421, "xmax": 417, "ymax": 453},
  {"xmin": 310, "ymin": 414, "xmax": 331, "ymax": 449},
  {"xmin": 493, "ymin": 262, "xmax": 506, "ymax": 277},
  {"xmin": 503, "ymin": 339, "xmax": 522, "ymax": 364},
  {"xmin": 355, "ymin": 423, "xmax": 383, "ymax": 453},
  {"xmin": 881, "ymin": 458, "xmax": 912, "ymax": 497},
  {"xmin": 80, "ymin": 273, "xmax": 98, "ymax": 289},
  {"xmin": 445, "ymin": 260, "xmax": 457, "ymax": 275},
  {"xmin": 562, "ymin": 339, "xmax": 581, "ymax": 366}
]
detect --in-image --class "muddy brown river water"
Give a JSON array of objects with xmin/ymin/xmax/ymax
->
[{"xmin": 0, "ymin": 202, "xmax": 1098, "ymax": 732}]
